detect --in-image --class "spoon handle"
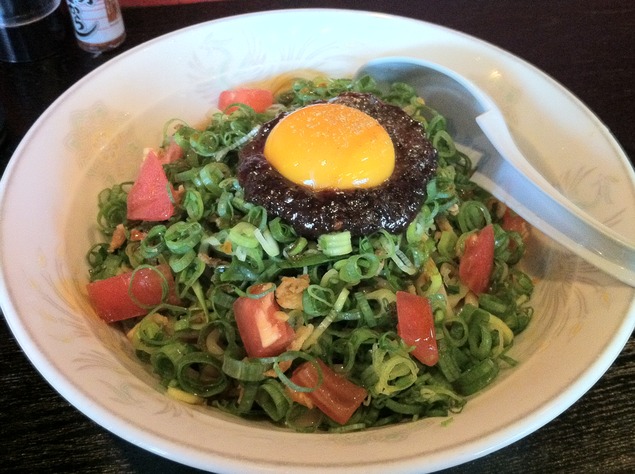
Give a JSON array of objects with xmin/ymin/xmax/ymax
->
[{"xmin": 473, "ymin": 109, "xmax": 635, "ymax": 286}]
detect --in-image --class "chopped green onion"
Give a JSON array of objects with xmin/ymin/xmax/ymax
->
[
  {"xmin": 453, "ymin": 358, "xmax": 500, "ymax": 396},
  {"xmin": 85, "ymin": 74, "xmax": 535, "ymax": 433},
  {"xmin": 318, "ymin": 231, "xmax": 352, "ymax": 257}
]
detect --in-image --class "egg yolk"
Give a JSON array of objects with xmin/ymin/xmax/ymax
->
[{"xmin": 263, "ymin": 103, "xmax": 395, "ymax": 190}]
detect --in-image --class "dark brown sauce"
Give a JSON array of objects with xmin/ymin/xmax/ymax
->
[{"xmin": 238, "ymin": 92, "xmax": 437, "ymax": 239}]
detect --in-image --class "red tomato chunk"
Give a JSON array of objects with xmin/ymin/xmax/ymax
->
[
  {"xmin": 501, "ymin": 208, "xmax": 529, "ymax": 243},
  {"xmin": 127, "ymin": 150, "xmax": 176, "ymax": 222},
  {"xmin": 396, "ymin": 291, "xmax": 439, "ymax": 366},
  {"xmin": 459, "ymin": 224, "xmax": 495, "ymax": 294},
  {"xmin": 218, "ymin": 88, "xmax": 274, "ymax": 114},
  {"xmin": 87, "ymin": 264, "xmax": 180, "ymax": 323},
  {"xmin": 289, "ymin": 359, "xmax": 368, "ymax": 425},
  {"xmin": 233, "ymin": 284, "xmax": 295, "ymax": 358},
  {"xmin": 158, "ymin": 140, "xmax": 185, "ymax": 164}
]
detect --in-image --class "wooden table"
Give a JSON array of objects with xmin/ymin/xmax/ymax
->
[{"xmin": 1, "ymin": 1, "xmax": 634, "ymax": 472}]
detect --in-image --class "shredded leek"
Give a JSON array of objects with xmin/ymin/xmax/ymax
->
[{"xmin": 87, "ymin": 75, "xmax": 535, "ymax": 432}]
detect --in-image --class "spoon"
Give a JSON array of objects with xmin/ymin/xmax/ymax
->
[{"xmin": 355, "ymin": 57, "xmax": 635, "ymax": 286}]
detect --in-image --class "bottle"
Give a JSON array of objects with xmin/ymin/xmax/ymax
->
[{"xmin": 65, "ymin": 0, "xmax": 125, "ymax": 53}]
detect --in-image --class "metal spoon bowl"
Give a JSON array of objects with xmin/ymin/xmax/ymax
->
[{"xmin": 355, "ymin": 57, "xmax": 635, "ymax": 286}]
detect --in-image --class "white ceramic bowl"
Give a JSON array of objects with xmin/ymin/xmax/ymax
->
[{"xmin": 1, "ymin": 9, "xmax": 634, "ymax": 474}]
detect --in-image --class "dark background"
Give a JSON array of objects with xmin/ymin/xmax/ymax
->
[{"xmin": 1, "ymin": 1, "xmax": 634, "ymax": 472}]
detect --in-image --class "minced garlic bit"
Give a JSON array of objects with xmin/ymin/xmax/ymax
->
[
  {"xmin": 108, "ymin": 223, "xmax": 127, "ymax": 252},
  {"xmin": 275, "ymin": 274, "xmax": 310, "ymax": 310},
  {"xmin": 288, "ymin": 324, "xmax": 314, "ymax": 352}
]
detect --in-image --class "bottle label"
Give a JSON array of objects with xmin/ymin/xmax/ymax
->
[{"xmin": 66, "ymin": 0, "xmax": 124, "ymax": 46}]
